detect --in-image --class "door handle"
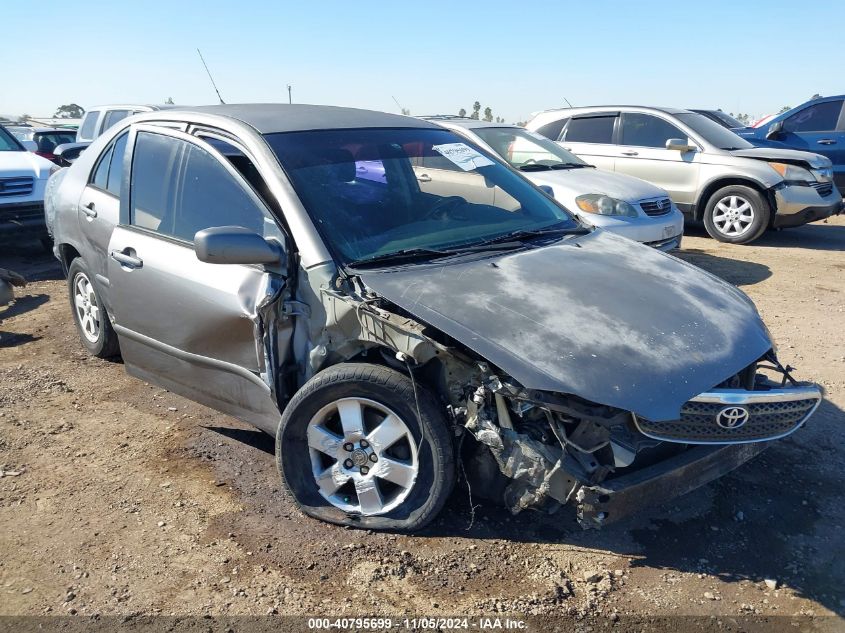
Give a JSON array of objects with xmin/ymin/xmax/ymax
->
[
  {"xmin": 621, "ymin": 150, "xmax": 639, "ymax": 156},
  {"xmin": 817, "ymin": 139, "xmax": 837, "ymax": 145},
  {"xmin": 110, "ymin": 249, "xmax": 143, "ymax": 269},
  {"xmin": 81, "ymin": 202, "xmax": 97, "ymax": 219},
  {"xmin": 417, "ymin": 173, "xmax": 432, "ymax": 183}
]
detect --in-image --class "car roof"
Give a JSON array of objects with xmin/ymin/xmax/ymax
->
[
  {"xmin": 422, "ymin": 116, "xmax": 518, "ymax": 130},
  {"xmin": 142, "ymin": 104, "xmax": 442, "ymax": 134},
  {"xmin": 31, "ymin": 127, "xmax": 77, "ymax": 133},
  {"xmin": 87, "ymin": 104, "xmax": 184, "ymax": 112},
  {"xmin": 533, "ymin": 105, "xmax": 692, "ymax": 117}
]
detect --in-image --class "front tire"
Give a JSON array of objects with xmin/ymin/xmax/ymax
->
[
  {"xmin": 703, "ymin": 185, "xmax": 770, "ymax": 244},
  {"xmin": 67, "ymin": 258, "xmax": 120, "ymax": 358},
  {"xmin": 277, "ymin": 362, "xmax": 455, "ymax": 531}
]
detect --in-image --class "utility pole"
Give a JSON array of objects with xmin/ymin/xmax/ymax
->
[{"xmin": 287, "ymin": 85, "xmax": 292, "ymax": 104}]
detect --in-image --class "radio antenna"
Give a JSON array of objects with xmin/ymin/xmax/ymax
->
[
  {"xmin": 197, "ymin": 48, "xmax": 225, "ymax": 104},
  {"xmin": 562, "ymin": 96, "xmax": 573, "ymax": 108}
]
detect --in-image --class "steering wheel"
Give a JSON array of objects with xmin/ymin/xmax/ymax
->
[{"xmin": 423, "ymin": 196, "xmax": 466, "ymax": 221}]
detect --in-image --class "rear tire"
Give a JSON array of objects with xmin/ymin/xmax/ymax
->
[
  {"xmin": 67, "ymin": 258, "xmax": 120, "ymax": 358},
  {"xmin": 703, "ymin": 185, "xmax": 770, "ymax": 244},
  {"xmin": 277, "ymin": 362, "xmax": 455, "ymax": 532}
]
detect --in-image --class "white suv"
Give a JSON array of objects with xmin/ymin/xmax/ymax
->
[
  {"xmin": 0, "ymin": 125, "xmax": 58, "ymax": 247},
  {"xmin": 76, "ymin": 104, "xmax": 183, "ymax": 143}
]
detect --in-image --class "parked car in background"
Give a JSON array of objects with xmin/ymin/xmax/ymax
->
[
  {"xmin": 424, "ymin": 116, "xmax": 683, "ymax": 250},
  {"xmin": 527, "ymin": 106, "xmax": 843, "ymax": 244},
  {"xmin": 76, "ymin": 104, "xmax": 183, "ymax": 143},
  {"xmin": 735, "ymin": 95, "xmax": 845, "ymax": 195},
  {"xmin": 46, "ymin": 104, "xmax": 822, "ymax": 532},
  {"xmin": 26, "ymin": 128, "xmax": 78, "ymax": 164},
  {"xmin": 5, "ymin": 124, "xmax": 34, "ymax": 142},
  {"xmin": 692, "ymin": 109, "xmax": 746, "ymax": 130},
  {"xmin": 0, "ymin": 125, "xmax": 58, "ymax": 247}
]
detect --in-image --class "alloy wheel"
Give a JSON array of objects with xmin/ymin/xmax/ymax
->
[
  {"xmin": 712, "ymin": 195, "xmax": 755, "ymax": 237},
  {"xmin": 306, "ymin": 397, "xmax": 419, "ymax": 515},
  {"xmin": 73, "ymin": 273, "xmax": 101, "ymax": 343}
]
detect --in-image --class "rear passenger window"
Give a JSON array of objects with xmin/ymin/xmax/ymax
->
[
  {"xmin": 564, "ymin": 116, "xmax": 615, "ymax": 144},
  {"xmin": 620, "ymin": 113, "xmax": 684, "ymax": 148},
  {"xmin": 91, "ymin": 146, "xmax": 113, "ymax": 190},
  {"xmin": 106, "ymin": 133, "xmax": 128, "ymax": 195},
  {"xmin": 533, "ymin": 118, "xmax": 569, "ymax": 141},
  {"xmin": 131, "ymin": 131, "xmax": 282, "ymax": 244},
  {"xmin": 89, "ymin": 132, "xmax": 128, "ymax": 196}
]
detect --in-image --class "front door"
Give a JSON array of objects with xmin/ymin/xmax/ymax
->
[
  {"xmin": 106, "ymin": 126, "xmax": 290, "ymax": 433},
  {"xmin": 779, "ymin": 99, "xmax": 845, "ymax": 193},
  {"xmin": 613, "ymin": 112, "xmax": 701, "ymax": 208}
]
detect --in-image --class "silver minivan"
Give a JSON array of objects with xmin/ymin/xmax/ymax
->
[{"xmin": 527, "ymin": 106, "xmax": 843, "ymax": 244}]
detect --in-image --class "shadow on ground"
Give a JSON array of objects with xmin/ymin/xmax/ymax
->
[
  {"xmin": 684, "ymin": 220, "xmax": 845, "ymax": 252},
  {"xmin": 675, "ymin": 249, "xmax": 772, "ymax": 286},
  {"xmin": 0, "ymin": 237, "xmax": 63, "ymax": 282}
]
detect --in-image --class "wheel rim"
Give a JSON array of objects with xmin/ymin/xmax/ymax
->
[
  {"xmin": 306, "ymin": 397, "xmax": 419, "ymax": 516},
  {"xmin": 73, "ymin": 272, "xmax": 101, "ymax": 343},
  {"xmin": 712, "ymin": 195, "xmax": 755, "ymax": 237}
]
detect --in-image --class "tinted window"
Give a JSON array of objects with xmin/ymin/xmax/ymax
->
[
  {"xmin": 34, "ymin": 131, "xmax": 76, "ymax": 152},
  {"xmin": 265, "ymin": 128, "xmax": 578, "ymax": 265},
  {"xmin": 92, "ymin": 146, "xmax": 113, "ymax": 189},
  {"xmin": 564, "ymin": 116, "xmax": 615, "ymax": 144},
  {"xmin": 674, "ymin": 113, "xmax": 752, "ymax": 150},
  {"xmin": 103, "ymin": 110, "xmax": 131, "ymax": 132},
  {"xmin": 106, "ymin": 133, "xmax": 128, "ymax": 195},
  {"xmin": 0, "ymin": 127, "xmax": 23, "ymax": 151},
  {"xmin": 620, "ymin": 113, "xmax": 685, "ymax": 148},
  {"xmin": 533, "ymin": 117, "xmax": 569, "ymax": 141},
  {"xmin": 784, "ymin": 100, "xmax": 843, "ymax": 133},
  {"xmin": 78, "ymin": 111, "xmax": 98, "ymax": 139},
  {"xmin": 131, "ymin": 132, "xmax": 278, "ymax": 243}
]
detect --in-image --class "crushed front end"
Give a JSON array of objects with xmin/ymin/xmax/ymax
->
[{"xmin": 459, "ymin": 353, "xmax": 822, "ymax": 528}]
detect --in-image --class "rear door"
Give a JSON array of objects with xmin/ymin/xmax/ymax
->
[
  {"xmin": 76, "ymin": 130, "xmax": 129, "ymax": 305},
  {"xmin": 105, "ymin": 126, "xmax": 289, "ymax": 432},
  {"xmin": 613, "ymin": 112, "xmax": 701, "ymax": 206},
  {"xmin": 779, "ymin": 99, "xmax": 845, "ymax": 192},
  {"xmin": 558, "ymin": 113, "xmax": 618, "ymax": 170}
]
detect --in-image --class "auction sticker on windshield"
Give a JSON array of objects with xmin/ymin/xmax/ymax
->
[{"xmin": 432, "ymin": 143, "xmax": 495, "ymax": 171}]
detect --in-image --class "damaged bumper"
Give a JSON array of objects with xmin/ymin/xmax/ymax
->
[
  {"xmin": 576, "ymin": 442, "xmax": 768, "ymax": 528},
  {"xmin": 772, "ymin": 184, "xmax": 842, "ymax": 228}
]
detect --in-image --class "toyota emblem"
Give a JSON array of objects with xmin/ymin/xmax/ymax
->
[{"xmin": 716, "ymin": 406, "xmax": 750, "ymax": 429}]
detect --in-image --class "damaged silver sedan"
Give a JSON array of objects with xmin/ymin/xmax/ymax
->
[{"xmin": 45, "ymin": 105, "xmax": 823, "ymax": 531}]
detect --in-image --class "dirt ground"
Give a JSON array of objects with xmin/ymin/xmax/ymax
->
[{"xmin": 1, "ymin": 218, "xmax": 844, "ymax": 628}]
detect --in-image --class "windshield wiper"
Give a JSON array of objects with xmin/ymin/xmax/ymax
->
[
  {"xmin": 478, "ymin": 224, "xmax": 589, "ymax": 246},
  {"xmin": 550, "ymin": 163, "xmax": 591, "ymax": 170},
  {"xmin": 518, "ymin": 164, "xmax": 553, "ymax": 172},
  {"xmin": 347, "ymin": 247, "xmax": 454, "ymax": 268}
]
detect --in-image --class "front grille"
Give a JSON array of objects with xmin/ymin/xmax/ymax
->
[
  {"xmin": 639, "ymin": 197, "xmax": 673, "ymax": 216},
  {"xmin": 0, "ymin": 176, "xmax": 35, "ymax": 197},
  {"xmin": 810, "ymin": 182, "xmax": 834, "ymax": 197},
  {"xmin": 0, "ymin": 202, "xmax": 45, "ymax": 223},
  {"xmin": 634, "ymin": 388, "xmax": 821, "ymax": 444}
]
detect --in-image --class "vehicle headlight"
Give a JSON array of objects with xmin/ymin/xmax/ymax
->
[
  {"xmin": 768, "ymin": 162, "xmax": 815, "ymax": 183},
  {"xmin": 575, "ymin": 194, "xmax": 638, "ymax": 217}
]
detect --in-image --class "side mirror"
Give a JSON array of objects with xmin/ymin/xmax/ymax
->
[
  {"xmin": 665, "ymin": 138, "xmax": 696, "ymax": 152},
  {"xmin": 194, "ymin": 226, "xmax": 283, "ymax": 265},
  {"xmin": 21, "ymin": 140, "xmax": 37, "ymax": 152},
  {"xmin": 53, "ymin": 142, "xmax": 90, "ymax": 164},
  {"xmin": 766, "ymin": 120, "xmax": 784, "ymax": 140}
]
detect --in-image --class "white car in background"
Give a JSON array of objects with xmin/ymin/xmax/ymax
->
[
  {"xmin": 426, "ymin": 116, "xmax": 684, "ymax": 251},
  {"xmin": 425, "ymin": 117, "xmax": 684, "ymax": 250}
]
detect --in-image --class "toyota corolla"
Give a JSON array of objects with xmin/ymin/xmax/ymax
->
[{"xmin": 45, "ymin": 105, "xmax": 822, "ymax": 531}]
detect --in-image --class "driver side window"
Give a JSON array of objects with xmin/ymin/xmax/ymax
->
[{"xmin": 130, "ymin": 131, "xmax": 283, "ymax": 244}]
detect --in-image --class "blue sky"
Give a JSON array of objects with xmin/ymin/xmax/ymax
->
[{"xmin": 2, "ymin": 0, "xmax": 842, "ymax": 122}]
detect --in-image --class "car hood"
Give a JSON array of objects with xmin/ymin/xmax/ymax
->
[
  {"xmin": 526, "ymin": 167, "xmax": 668, "ymax": 202},
  {"xmin": 359, "ymin": 230, "xmax": 772, "ymax": 421},
  {"xmin": 0, "ymin": 150, "xmax": 54, "ymax": 179},
  {"xmin": 729, "ymin": 147, "xmax": 831, "ymax": 168}
]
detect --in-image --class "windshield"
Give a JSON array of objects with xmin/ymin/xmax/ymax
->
[
  {"xmin": 266, "ymin": 128, "xmax": 580, "ymax": 265},
  {"xmin": 0, "ymin": 127, "xmax": 24, "ymax": 151},
  {"xmin": 470, "ymin": 126, "xmax": 588, "ymax": 170},
  {"xmin": 708, "ymin": 110, "xmax": 745, "ymax": 129},
  {"xmin": 675, "ymin": 113, "xmax": 754, "ymax": 150}
]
